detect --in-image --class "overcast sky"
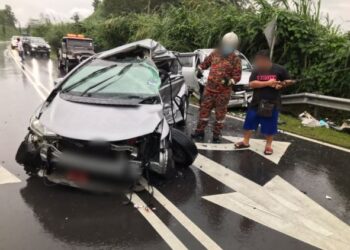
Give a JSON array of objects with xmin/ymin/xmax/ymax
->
[{"xmin": 1, "ymin": 0, "xmax": 350, "ymax": 31}]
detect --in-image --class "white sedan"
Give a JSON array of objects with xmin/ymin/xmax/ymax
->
[{"xmin": 178, "ymin": 49, "xmax": 253, "ymax": 108}]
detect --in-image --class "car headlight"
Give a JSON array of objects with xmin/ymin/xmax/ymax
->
[
  {"xmin": 30, "ymin": 116, "xmax": 57, "ymax": 137},
  {"xmin": 47, "ymin": 45, "xmax": 51, "ymax": 49},
  {"xmin": 32, "ymin": 44, "xmax": 38, "ymax": 48}
]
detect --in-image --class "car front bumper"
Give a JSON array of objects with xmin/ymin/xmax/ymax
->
[{"xmin": 38, "ymin": 142, "xmax": 143, "ymax": 190}]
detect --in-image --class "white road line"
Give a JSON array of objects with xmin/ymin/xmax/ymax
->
[
  {"xmin": 224, "ymin": 136, "xmax": 290, "ymax": 165},
  {"xmin": 8, "ymin": 50, "xmax": 48, "ymax": 100},
  {"xmin": 0, "ymin": 166, "xmax": 21, "ymax": 185},
  {"xmin": 194, "ymin": 154, "xmax": 350, "ymax": 250},
  {"xmin": 130, "ymin": 193, "xmax": 188, "ymax": 250},
  {"xmin": 189, "ymin": 103, "xmax": 350, "ymax": 153},
  {"xmin": 196, "ymin": 137, "xmax": 291, "ymax": 165},
  {"xmin": 139, "ymin": 178, "xmax": 222, "ymax": 250}
]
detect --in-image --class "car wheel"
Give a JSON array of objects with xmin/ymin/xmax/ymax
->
[
  {"xmin": 58, "ymin": 59, "xmax": 63, "ymax": 69},
  {"xmin": 15, "ymin": 134, "xmax": 41, "ymax": 176},
  {"xmin": 65, "ymin": 60, "xmax": 70, "ymax": 74},
  {"xmin": 178, "ymin": 96, "xmax": 189, "ymax": 126},
  {"xmin": 171, "ymin": 128, "xmax": 198, "ymax": 167},
  {"xmin": 163, "ymin": 147, "xmax": 176, "ymax": 179}
]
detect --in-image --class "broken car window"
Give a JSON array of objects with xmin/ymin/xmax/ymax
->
[{"xmin": 61, "ymin": 59, "xmax": 161, "ymax": 98}]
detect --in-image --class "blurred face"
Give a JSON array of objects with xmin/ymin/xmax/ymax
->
[
  {"xmin": 219, "ymin": 43, "xmax": 235, "ymax": 57},
  {"xmin": 254, "ymin": 55, "xmax": 272, "ymax": 71}
]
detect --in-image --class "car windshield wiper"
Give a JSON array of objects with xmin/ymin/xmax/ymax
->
[
  {"xmin": 79, "ymin": 75, "xmax": 116, "ymax": 96},
  {"xmin": 62, "ymin": 63, "xmax": 118, "ymax": 93},
  {"xmin": 87, "ymin": 63, "xmax": 134, "ymax": 95},
  {"xmin": 126, "ymin": 95, "xmax": 160, "ymax": 103},
  {"xmin": 139, "ymin": 95, "xmax": 160, "ymax": 104}
]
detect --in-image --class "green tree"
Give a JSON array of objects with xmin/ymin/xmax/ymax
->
[
  {"xmin": 4, "ymin": 5, "xmax": 17, "ymax": 26},
  {"xmin": 71, "ymin": 12, "xmax": 80, "ymax": 23},
  {"xmin": 92, "ymin": 0, "xmax": 101, "ymax": 11}
]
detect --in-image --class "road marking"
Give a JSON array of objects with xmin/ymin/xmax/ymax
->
[
  {"xmin": 130, "ymin": 193, "xmax": 188, "ymax": 249},
  {"xmin": 279, "ymin": 130, "xmax": 350, "ymax": 153},
  {"xmin": 189, "ymin": 103, "xmax": 350, "ymax": 153},
  {"xmin": 140, "ymin": 178, "xmax": 222, "ymax": 250},
  {"xmin": 196, "ymin": 137, "xmax": 290, "ymax": 165},
  {"xmin": 193, "ymin": 154, "xmax": 350, "ymax": 250},
  {"xmin": 0, "ymin": 166, "xmax": 21, "ymax": 185},
  {"xmin": 8, "ymin": 50, "xmax": 49, "ymax": 100}
]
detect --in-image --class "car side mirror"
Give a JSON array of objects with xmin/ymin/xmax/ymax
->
[{"xmin": 54, "ymin": 78, "xmax": 63, "ymax": 86}]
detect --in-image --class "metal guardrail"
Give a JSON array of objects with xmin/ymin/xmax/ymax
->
[{"xmin": 281, "ymin": 93, "xmax": 350, "ymax": 112}]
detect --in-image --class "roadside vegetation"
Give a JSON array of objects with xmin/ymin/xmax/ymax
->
[
  {"xmin": 0, "ymin": 5, "xmax": 18, "ymax": 40},
  {"xmin": 279, "ymin": 114, "xmax": 350, "ymax": 149},
  {"xmin": 28, "ymin": 0, "xmax": 350, "ymax": 98}
]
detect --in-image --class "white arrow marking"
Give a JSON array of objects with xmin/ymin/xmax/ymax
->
[
  {"xmin": 0, "ymin": 166, "xmax": 21, "ymax": 185},
  {"xmin": 194, "ymin": 154, "xmax": 350, "ymax": 250},
  {"xmin": 196, "ymin": 136, "xmax": 291, "ymax": 165}
]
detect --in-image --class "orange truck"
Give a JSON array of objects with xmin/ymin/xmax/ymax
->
[{"xmin": 58, "ymin": 34, "xmax": 95, "ymax": 73}]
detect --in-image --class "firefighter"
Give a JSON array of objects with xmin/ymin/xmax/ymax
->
[{"xmin": 192, "ymin": 32, "xmax": 242, "ymax": 143}]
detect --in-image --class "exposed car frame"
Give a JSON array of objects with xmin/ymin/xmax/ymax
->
[
  {"xmin": 16, "ymin": 39, "xmax": 197, "ymax": 192},
  {"xmin": 179, "ymin": 49, "xmax": 254, "ymax": 108}
]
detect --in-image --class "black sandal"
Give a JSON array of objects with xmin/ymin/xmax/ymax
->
[{"xmin": 234, "ymin": 141, "xmax": 250, "ymax": 149}]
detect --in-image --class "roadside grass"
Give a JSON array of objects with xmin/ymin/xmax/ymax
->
[
  {"xmin": 279, "ymin": 114, "xmax": 350, "ymax": 149},
  {"xmin": 189, "ymin": 96, "xmax": 350, "ymax": 149}
]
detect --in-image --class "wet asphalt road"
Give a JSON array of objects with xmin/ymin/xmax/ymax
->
[{"xmin": 0, "ymin": 41, "xmax": 349, "ymax": 250}]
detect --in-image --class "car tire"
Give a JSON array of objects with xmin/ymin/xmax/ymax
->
[
  {"xmin": 177, "ymin": 96, "xmax": 189, "ymax": 126},
  {"xmin": 58, "ymin": 59, "xmax": 63, "ymax": 69},
  {"xmin": 163, "ymin": 147, "xmax": 176, "ymax": 179},
  {"xmin": 171, "ymin": 128, "xmax": 198, "ymax": 167},
  {"xmin": 15, "ymin": 134, "xmax": 41, "ymax": 176},
  {"xmin": 65, "ymin": 60, "xmax": 70, "ymax": 74}
]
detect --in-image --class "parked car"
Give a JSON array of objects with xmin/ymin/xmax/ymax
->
[
  {"xmin": 179, "ymin": 49, "xmax": 253, "ymax": 108},
  {"xmin": 58, "ymin": 34, "xmax": 95, "ymax": 74},
  {"xmin": 10, "ymin": 36, "xmax": 19, "ymax": 49},
  {"xmin": 23, "ymin": 36, "xmax": 51, "ymax": 57},
  {"xmin": 16, "ymin": 39, "xmax": 197, "ymax": 192}
]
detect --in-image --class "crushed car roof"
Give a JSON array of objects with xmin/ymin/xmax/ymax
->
[{"xmin": 98, "ymin": 39, "xmax": 177, "ymax": 61}]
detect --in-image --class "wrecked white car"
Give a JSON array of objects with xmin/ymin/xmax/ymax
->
[{"xmin": 16, "ymin": 39, "xmax": 197, "ymax": 192}]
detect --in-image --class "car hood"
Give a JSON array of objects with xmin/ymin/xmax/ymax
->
[
  {"xmin": 40, "ymin": 95, "xmax": 164, "ymax": 141},
  {"xmin": 32, "ymin": 42, "xmax": 49, "ymax": 46}
]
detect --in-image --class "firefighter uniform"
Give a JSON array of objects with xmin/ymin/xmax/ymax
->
[{"xmin": 195, "ymin": 50, "xmax": 242, "ymax": 136}]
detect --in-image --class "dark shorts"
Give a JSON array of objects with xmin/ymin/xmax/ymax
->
[{"xmin": 243, "ymin": 108, "xmax": 279, "ymax": 135}]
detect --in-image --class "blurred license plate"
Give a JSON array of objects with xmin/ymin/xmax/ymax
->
[{"xmin": 67, "ymin": 170, "xmax": 89, "ymax": 183}]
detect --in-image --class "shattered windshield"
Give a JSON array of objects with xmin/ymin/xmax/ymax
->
[{"xmin": 61, "ymin": 59, "xmax": 161, "ymax": 98}]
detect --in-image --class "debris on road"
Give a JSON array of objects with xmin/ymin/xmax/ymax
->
[
  {"xmin": 326, "ymin": 195, "xmax": 332, "ymax": 200},
  {"xmin": 330, "ymin": 119, "xmax": 350, "ymax": 133},
  {"xmin": 298, "ymin": 111, "xmax": 329, "ymax": 128},
  {"xmin": 134, "ymin": 204, "xmax": 144, "ymax": 209}
]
